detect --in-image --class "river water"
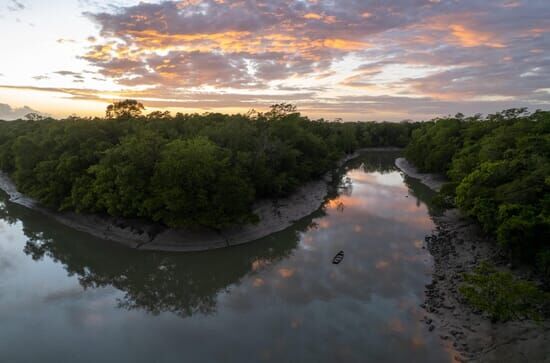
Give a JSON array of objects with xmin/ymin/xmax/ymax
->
[{"xmin": 0, "ymin": 151, "xmax": 455, "ymax": 362}]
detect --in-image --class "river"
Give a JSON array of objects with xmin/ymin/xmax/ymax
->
[{"xmin": 0, "ymin": 151, "xmax": 456, "ymax": 362}]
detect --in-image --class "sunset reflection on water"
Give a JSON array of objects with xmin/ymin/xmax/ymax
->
[
  {"xmin": 0, "ymin": 151, "xmax": 453, "ymax": 362},
  {"xmin": 213, "ymin": 153, "xmax": 449, "ymax": 361}
]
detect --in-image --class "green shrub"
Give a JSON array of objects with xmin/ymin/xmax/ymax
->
[
  {"xmin": 460, "ymin": 262, "xmax": 548, "ymax": 322},
  {"xmin": 407, "ymin": 109, "xmax": 550, "ymax": 268},
  {"xmin": 536, "ymin": 250, "xmax": 550, "ymax": 283},
  {"xmin": 432, "ymin": 182, "xmax": 458, "ymax": 209}
]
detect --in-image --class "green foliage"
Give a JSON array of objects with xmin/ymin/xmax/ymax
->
[
  {"xmin": 431, "ymin": 182, "xmax": 457, "ymax": 209},
  {"xmin": 106, "ymin": 99, "xmax": 145, "ymax": 119},
  {"xmin": 149, "ymin": 137, "xmax": 255, "ymax": 228},
  {"xmin": 460, "ymin": 262, "xmax": 549, "ymax": 322},
  {"xmin": 536, "ymin": 249, "xmax": 550, "ymax": 283},
  {"xmin": 81, "ymin": 131, "xmax": 163, "ymax": 216},
  {"xmin": 0, "ymin": 104, "xmax": 417, "ymax": 229},
  {"xmin": 407, "ymin": 109, "xmax": 550, "ymax": 266},
  {"xmin": 405, "ymin": 117, "xmax": 465, "ymax": 173},
  {"xmin": 24, "ymin": 112, "xmax": 45, "ymax": 121},
  {"xmin": 496, "ymin": 204, "xmax": 544, "ymax": 256}
]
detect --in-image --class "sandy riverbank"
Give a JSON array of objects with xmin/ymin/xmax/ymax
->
[
  {"xmin": 396, "ymin": 158, "xmax": 550, "ymax": 362},
  {"xmin": 0, "ymin": 147, "xmax": 400, "ymax": 252}
]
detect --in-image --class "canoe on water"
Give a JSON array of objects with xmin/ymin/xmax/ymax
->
[{"xmin": 332, "ymin": 251, "xmax": 344, "ymax": 264}]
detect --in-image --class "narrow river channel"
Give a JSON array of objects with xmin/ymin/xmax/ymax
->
[{"xmin": 0, "ymin": 151, "xmax": 456, "ymax": 362}]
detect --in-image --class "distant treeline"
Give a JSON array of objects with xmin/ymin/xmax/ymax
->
[
  {"xmin": 0, "ymin": 102, "xmax": 416, "ymax": 229},
  {"xmin": 406, "ymin": 108, "xmax": 550, "ymax": 277}
]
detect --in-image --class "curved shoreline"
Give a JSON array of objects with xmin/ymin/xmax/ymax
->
[
  {"xmin": 396, "ymin": 157, "xmax": 550, "ymax": 362},
  {"xmin": 0, "ymin": 147, "xmax": 402, "ymax": 252},
  {"xmin": 395, "ymin": 157, "xmax": 446, "ymax": 191}
]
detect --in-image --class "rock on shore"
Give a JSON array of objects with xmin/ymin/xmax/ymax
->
[
  {"xmin": 396, "ymin": 158, "xmax": 550, "ymax": 362},
  {"xmin": 425, "ymin": 210, "xmax": 550, "ymax": 362}
]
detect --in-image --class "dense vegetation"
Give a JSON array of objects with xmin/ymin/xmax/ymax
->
[
  {"xmin": 0, "ymin": 102, "xmax": 416, "ymax": 229},
  {"xmin": 405, "ymin": 109, "xmax": 550, "ymax": 279},
  {"xmin": 460, "ymin": 262, "xmax": 549, "ymax": 322}
]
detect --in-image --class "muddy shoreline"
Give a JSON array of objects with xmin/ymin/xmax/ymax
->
[
  {"xmin": 0, "ymin": 147, "xmax": 401, "ymax": 252},
  {"xmin": 396, "ymin": 158, "xmax": 550, "ymax": 363},
  {"xmin": 395, "ymin": 157, "xmax": 446, "ymax": 191}
]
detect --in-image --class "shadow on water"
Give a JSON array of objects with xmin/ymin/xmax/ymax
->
[{"xmin": 403, "ymin": 176, "xmax": 443, "ymax": 216}]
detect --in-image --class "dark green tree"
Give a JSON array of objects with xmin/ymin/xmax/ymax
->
[{"xmin": 106, "ymin": 99, "xmax": 145, "ymax": 119}]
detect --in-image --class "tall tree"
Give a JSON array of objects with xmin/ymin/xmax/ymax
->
[{"xmin": 106, "ymin": 99, "xmax": 145, "ymax": 119}]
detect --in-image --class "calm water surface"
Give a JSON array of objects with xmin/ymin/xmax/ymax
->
[{"xmin": 0, "ymin": 152, "xmax": 456, "ymax": 362}]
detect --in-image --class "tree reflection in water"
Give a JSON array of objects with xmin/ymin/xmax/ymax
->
[
  {"xmin": 3, "ymin": 150, "xmax": 440, "ymax": 320},
  {"xmin": 0, "ymin": 196, "xmax": 323, "ymax": 318}
]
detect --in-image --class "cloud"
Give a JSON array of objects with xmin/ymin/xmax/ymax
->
[
  {"xmin": 7, "ymin": 0, "xmax": 25, "ymax": 12},
  {"xmin": 0, "ymin": 103, "xmax": 44, "ymax": 121},
  {"xmin": 57, "ymin": 38, "xmax": 76, "ymax": 44},
  {"xmin": 82, "ymin": 0, "xmax": 408, "ymax": 88},
  {"xmin": 54, "ymin": 70, "xmax": 86, "ymax": 83},
  {"xmin": 92, "ymin": 50, "xmax": 257, "ymax": 88},
  {"xmin": 0, "ymin": 84, "xmax": 316, "ymax": 109},
  {"xmin": 2, "ymin": 83, "xmax": 547, "ymax": 122},
  {"xmin": 73, "ymin": 0, "xmax": 549, "ymax": 119},
  {"xmin": 1, "ymin": 0, "xmax": 549, "ymax": 120},
  {"xmin": 55, "ymin": 70, "xmax": 81, "ymax": 76}
]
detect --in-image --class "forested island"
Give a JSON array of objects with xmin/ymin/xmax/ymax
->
[{"xmin": 0, "ymin": 102, "xmax": 415, "ymax": 230}]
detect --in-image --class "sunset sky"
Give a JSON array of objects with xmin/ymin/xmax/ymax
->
[{"xmin": 0, "ymin": 0, "xmax": 548, "ymax": 121}]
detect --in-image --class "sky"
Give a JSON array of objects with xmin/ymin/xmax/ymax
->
[{"xmin": 0, "ymin": 0, "xmax": 548, "ymax": 121}]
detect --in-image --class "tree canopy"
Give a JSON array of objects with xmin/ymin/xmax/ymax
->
[
  {"xmin": 406, "ymin": 109, "xmax": 550, "ymax": 278},
  {"xmin": 0, "ymin": 103, "xmax": 417, "ymax": 229},
  {"xmin": 105, "ymin": 99, "xmax": 145, "ymax": 119}
]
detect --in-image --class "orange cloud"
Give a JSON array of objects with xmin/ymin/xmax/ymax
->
[
  {"xmin": 323, "ymin": 38, "xmax": 369, "ymax": 50},
  {"xmin": 5, "ymin": 0, "xmax": 546, "ymax": 121},
  {"xmin": 304, "ymin": 12, "xmax": 323, "ymax": 20},
  {"xmin": 449, "ymin": 24, "xmax": 505, "ymax": 48},
  {"xmin": 303, "ymin": 12, "xmax": 336, "ymax": 24}
]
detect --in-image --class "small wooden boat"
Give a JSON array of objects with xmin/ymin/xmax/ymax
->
[{"xmin": 332, "ymin": 250, "xmax": 344, "ymax": 264}]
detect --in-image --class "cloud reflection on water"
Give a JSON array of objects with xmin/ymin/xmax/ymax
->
[{"xmin": 0, "ymin": 151, "xmax": 453, "ymax": 362}]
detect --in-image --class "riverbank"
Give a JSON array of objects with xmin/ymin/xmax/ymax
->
[
  {"xmin": 395, "ymin": 157, "xmax": 446, "ymax": 191},
  {"xmin": 396, "ymin": 158, "xmax": 550, "ymax": 362},
  {"xmin": 0, "ymin": 147, "xmax": 401, "ymax": 252}
]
